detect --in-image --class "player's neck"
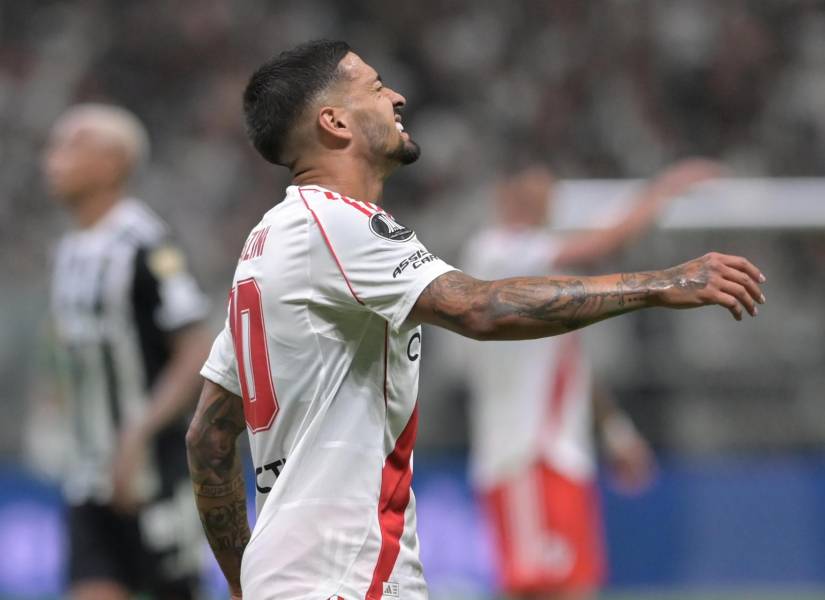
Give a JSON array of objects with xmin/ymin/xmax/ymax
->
[
  {"xmin": 292, "ymin": 154, "xmax": 388, "ymax": 204},
  {"xmin": 69, "ymin": 186, "xmax": 123, "ymax": 229}
]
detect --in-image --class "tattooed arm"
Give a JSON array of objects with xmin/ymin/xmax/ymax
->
[
  {"xmin": 411, "ymin": 252, "xmax": 766, "ymax": 340},
  {"xmin": 186, "ymin": 379, "xmax": 249, "ymax": 599}
]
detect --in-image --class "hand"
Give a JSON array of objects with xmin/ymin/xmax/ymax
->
[
  {"xmin": 651, "ymin": 158, "xmax": 724, "ymax": 197},
  {"xmin": 110, "ymin": 426, "xmax": 150, "ymax": 514},
  {"xmin": 604, "ymin": 424, "xmax": 656, "ymax": 495},
  {"xmin": 649, "ymin": 252, "xmax": 766, "ymax": 321}
]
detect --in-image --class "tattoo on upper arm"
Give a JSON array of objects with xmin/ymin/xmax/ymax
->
[{"xmin": 416, "ymin": 271, "xmax": 489, "ymax": 331}]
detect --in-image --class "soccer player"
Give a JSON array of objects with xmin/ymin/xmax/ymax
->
[
  {"xmin": 185, "ymin": 40, "xmax": 766, "ymax": 600},
  {"xmin": 44, "ymin": 104, "xmax": 212, "ymax": 600},
  {"xmin": 461, "ymin": 160, "xmax": 721, "ymax": 600}
]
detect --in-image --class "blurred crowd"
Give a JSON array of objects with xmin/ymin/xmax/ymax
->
[
  {"xmin": 2, "ymin": 0, "xmax": 825, "ymax": 287},
  {"xmin": 1, "ymin": 1, "xmax": 825, "ymax": 459}
]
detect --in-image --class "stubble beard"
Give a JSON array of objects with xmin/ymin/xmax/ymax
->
[
  {"xmin": 356, "ymin": 110, "xmax": 421, "ymax": 167},
  {"xmin": 387, "ymin": 136, "xmax": 421, "ymax": 165}
]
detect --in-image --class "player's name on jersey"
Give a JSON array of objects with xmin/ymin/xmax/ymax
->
[{"xmin": 240, "ymin": 225, "xmax": 271, "ymax": 261}]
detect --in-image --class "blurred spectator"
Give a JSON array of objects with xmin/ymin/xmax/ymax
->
[{"xmin": 2, "ymin": 1, "xmax": 824, "ymax": 288}]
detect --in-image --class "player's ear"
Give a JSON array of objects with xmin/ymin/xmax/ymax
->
[{"xmin": 317, "ymin": 106, "xmax": 352, "ymax": 146}]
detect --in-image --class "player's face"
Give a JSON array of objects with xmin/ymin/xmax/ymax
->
[
  {"xmin": 339, "ymin": 53, "xmax": 420, "ymax": 167},
  {"xmin": 496, "ymin": 167, "xmax": 555, "ymax": 228},
  {"xmin": 43, "ymin": 118, "xmax": 124, "ymax": 203}
]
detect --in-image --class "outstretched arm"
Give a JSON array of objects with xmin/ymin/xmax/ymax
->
[
  {"xmin": 410, "ymin": 252, "xmax": 765, "ymax": 340},
  {"xmin": 552, "ymin": 159, "xmax": 722, "ymax": 268},
  {"xmin": 186, "ymin": 379, "xmax": 249, "ymax": 599}
]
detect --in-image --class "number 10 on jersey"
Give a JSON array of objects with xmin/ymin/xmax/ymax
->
[{"xmin": 230, "ymin": 278, "xmax": 279, "ymax": 432}]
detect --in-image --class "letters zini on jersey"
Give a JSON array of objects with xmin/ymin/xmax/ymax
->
[{"xmin": 392, "ymin": 249, "xmax": 439, "ymax": 279}]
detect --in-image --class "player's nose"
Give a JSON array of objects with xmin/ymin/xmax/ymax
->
[{"xmin": 388, "ymin": 87, "xmax": 406, "ymax": 109}]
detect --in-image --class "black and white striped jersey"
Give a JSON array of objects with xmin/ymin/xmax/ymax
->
[{"xmin": 50, "ymin": 198, "xmax": 209, "ymax": 505}]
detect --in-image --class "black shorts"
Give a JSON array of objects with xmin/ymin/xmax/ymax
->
[{"xmin": 68, "ymin": 501, "xmax": 197, "ymax": 598}]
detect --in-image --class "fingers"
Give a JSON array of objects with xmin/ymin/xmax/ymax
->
[
  {"xmin": 718, "ymin": 254, "xmax": 767, "ymax": 286},
  {"xmin": 721, "ymin": 265, "xmax": 765, "ymax": 308},
  {"xmin": 714, "ymin": 291, "xmax": 743, "ymax": 321},
  {"xmin": 718, "ymin": 279, "xmax": 757, "ymax": 317},
  {"xmin": 704, "ymin": 253, "xmax": 767, "ymax": 319}
]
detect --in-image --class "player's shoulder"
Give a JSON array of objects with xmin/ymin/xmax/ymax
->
[
  {"xmin": 295, "ymin": 185, "xmax": 380, "ymax": 221},
  {"xmin": 295, "ymin": 185, "xmax": 417, "ymax": 245},
  {"xmin": 113, "ymin": 197, "xmax": 170, "ymax": 246}
]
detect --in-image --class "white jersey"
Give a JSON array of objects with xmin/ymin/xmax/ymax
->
[
  {"xmin": 460, "ymin": 228, "xmax": 595, "ymax": 489},
  {"xmin": 202, "ymin": 185, "xmax": 455, "ymax": 600},
  {"xmin": 50, "ymin": 198, "xmax": 210, "ymax": 505}
]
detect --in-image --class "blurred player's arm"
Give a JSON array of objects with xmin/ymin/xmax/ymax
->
[
  {"xmin": 410, "ymin": 252, "xmax": 766, "ymax": 340},
  {"xmin": 592, "ymin": 383, "xmax": 655, "ymax": 493},
  {"xmin": 552, "ymin": 159, "xmax": 722, "ymax": 269},
  {"xmin": 186, "ymin": 379, "xmax": 249, "ymax": 599},
  {"xmin": 111, "ymin": 323, "xmax": 213, "ymax": 512}
]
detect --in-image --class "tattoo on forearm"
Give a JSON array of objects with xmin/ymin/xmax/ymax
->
[
  {"xmin": 203, "ymin": 497, "xmax": 251, "ymax": 552},
  {"xmin": 420, "ymin": 257, "xmax": 711, "ymax": 338},
  {"xmin": 186, "ymin": 385, "xmax": 249, "ymax": 589},
  {"xmin": 195, "ymin": 474, "xmax": 245, "ymax": 498}
]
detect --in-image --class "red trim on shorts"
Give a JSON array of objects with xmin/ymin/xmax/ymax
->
[
  {"xmin": 483, "ymin": 462, "xmax": 605, "ymax": 594},
  {"xmin": 366, "ymin": 405, "xmax": 419, "ymax": 600},
  {"xmin": 298, "ymin": 187, "xmax": 365, "ymax": 305}
]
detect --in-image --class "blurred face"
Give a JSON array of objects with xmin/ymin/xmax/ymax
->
[
  {"xmin": 496, "ymin": 166, "xmax": 555, "ymax": 228},
  {"xmin": 337, "ymin": 52, "xmax": 420, "ymax": 166},
  {"xmin": 43, "ymin": 116, "xmax": 127, "ymax": 204}
]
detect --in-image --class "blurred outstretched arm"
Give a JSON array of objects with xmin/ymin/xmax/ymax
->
[{"xmin": 552, "ymin": 159, "xmax": 722, "ymax": 268}]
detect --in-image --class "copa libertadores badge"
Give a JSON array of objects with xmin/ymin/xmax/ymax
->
[{"xmin": 369, "ymin": 212, "xmax": 416, "ymax": 243}]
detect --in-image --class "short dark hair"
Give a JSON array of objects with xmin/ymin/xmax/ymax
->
[{"xmin": 243, "ymin": 39, "xmax": 352, "ymax": 166}]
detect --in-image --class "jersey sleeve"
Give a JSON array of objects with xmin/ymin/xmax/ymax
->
[
  {"xmin": 301, "ymin": 189, "xmax": 457, "ymax": 331},
  {"xmin": 133, "ymin": 241, "xmax": 211, "ymax": 332},
  {"xmin": 200, "ymin": 315, "xmax": 242, "ymax": 397}
]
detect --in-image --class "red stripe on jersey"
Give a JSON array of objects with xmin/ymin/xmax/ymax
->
[
  {"xmin": 298, "ymin": 187, "xmax": 365, "ymax": 306},
  {"xmin": 314, "ymin": 187, "xmax": 374, "ymax": 216},
  {"xmin": 543, "ymin": 334, "xmax": 579, "ymax": 438},
  {"xmin": 342, "ymin": 195, "xmax": 375, "ymax": 216},
  {"xmin": 366, "ymin": 405, "xmax": 419, "ymax": 600}
]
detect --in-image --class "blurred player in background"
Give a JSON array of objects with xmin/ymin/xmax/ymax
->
[
  {"xmin": 42, "ymin": 104, "xmax": 212, "ymax": 600},
  {"xmin": 184, "ymin": 40, "xmax": 766, "ymax": 600},
  {"xmin": 461, "ymin": 159, "xmax": 721, "ymax": 600}
]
